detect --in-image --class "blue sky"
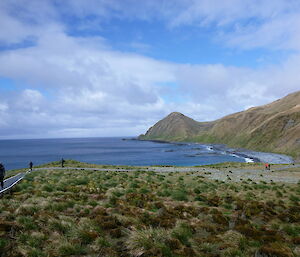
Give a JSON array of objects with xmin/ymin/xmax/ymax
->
[
  {"xmin": 64, "ymin": 10, "xmax": 294, "ymax": 67},
  {"xmin": 0, "ymin": 0, "xmax": 300, "ymax": 138}
]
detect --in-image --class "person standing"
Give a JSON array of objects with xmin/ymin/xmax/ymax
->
[
  {"xmin": 61, "ymin": 158, "xmax": 65, "ymax": 168},
  {"xmin": 29, "ymin": 161, "xmax": 33, "ymax": 171},
  {"xmin": 0, "ymin": 163, "xmax": 5, "ymax": 189}
]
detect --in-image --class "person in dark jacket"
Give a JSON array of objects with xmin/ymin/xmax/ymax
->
[
  {"xmin": 29, "ymin": 161, "xmax": 33, "ymax": 171},
  {"xmin": 61, "ymin": 158, "xmax": 65, "ymax": 168},
  {"xmin": 0, "ymin": 163, "xmax": 5, "ymax": 189}
]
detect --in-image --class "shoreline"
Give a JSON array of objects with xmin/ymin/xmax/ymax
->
[
  {"xmin": 1, "ymin": 137, "xmax": 294, "ymax": 171},
  {"xmin": 5, "ymin": 159, "xmax": 300, "ymax": 184},
  {"xmin": 137, "ymin": 138, "xmax": 294, "ymax": 164}
]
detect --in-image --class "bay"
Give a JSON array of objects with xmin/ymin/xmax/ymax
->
[{"xmin": 0, "ymin": 137, "xmax": 292, "ymax": 170}]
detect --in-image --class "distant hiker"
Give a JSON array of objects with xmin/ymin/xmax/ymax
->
[
  {"xmin": 268, "ymin": 164, "xmax": 271, "ymax": 170},
  {"xmin": 61, "ymin": 158, "xmax": 65, "ymax": 168},
  {"xmin": 0, "ymin": 163, "xmax": 5, "ymax": 189},
  {"xmin": 29, "ymin": 161, "xmax": 33, "ymax": 171},
  {"xmin": 265, "ymin": 163, "xmax": 269, "ymax": 170}
]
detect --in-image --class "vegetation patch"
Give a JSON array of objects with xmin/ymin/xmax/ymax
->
[{"xmin": 0, "ymin": 162, "xmax": 299, "ymax": 256}]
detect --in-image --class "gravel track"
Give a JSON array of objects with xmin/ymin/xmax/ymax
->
[{"xmin": 34, "ymin": 164, "xmax": 300, "ymax": 184}]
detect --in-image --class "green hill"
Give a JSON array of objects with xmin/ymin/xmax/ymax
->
[
  {"xmin": 139, "ymin": 91, "xmax": 300, "ymax": 159},
  {"xmin": 139, "ymin": 112, "xmax": 205, "ymax": 141}
]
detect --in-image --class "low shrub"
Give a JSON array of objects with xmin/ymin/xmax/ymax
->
[{"xmin": 171, "ymin": 190, "xmax": 188, "ymax": 201}]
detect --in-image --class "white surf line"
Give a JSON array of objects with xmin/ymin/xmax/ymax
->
[
  {"xmin": 227, "ymin": 152, "xmax": 254, "ymax": 163},
  {"xmin": 244, "ymin": 157, "xmax": 254, "ymax": 163},
  {"xmin": 205, "ymin": 146, "xmax": 213, "ymax": 151}
]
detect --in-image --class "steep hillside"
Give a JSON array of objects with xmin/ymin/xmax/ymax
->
[
  {"xmin": 139, "ymin": 91, "xmax": 300, "ymax": 158},
  {"xmin": 139, "ymin": 112, "xmax": 205, "ymax": 141}
]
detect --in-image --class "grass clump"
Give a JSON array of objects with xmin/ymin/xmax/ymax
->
[
  {"xmin": 0, "ymin": 238, "xmax": 8, "ymax": 251},
  {"xmin": 171, "ymin": 190, "xmax": 188, "ymax": 201},
  {"xmin": 0, "ymin": 161, "xmax": 299, "ymax": 257},
  {"xmin": 171, "ymin": 222, "xmax": 193, "ymax": 246},
  {"xmin": 58, "ymin": 242, "xmax": 86, "ymax": 256},
  {"xmin": 126, "ymin": 227, "xmax": 172, "ymax": 257}
]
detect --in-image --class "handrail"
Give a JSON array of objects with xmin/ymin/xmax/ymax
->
[{"xmin": 0, "ymin": 170, "xmax": 30, "ymax": 195}]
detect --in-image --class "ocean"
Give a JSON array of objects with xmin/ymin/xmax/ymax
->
[{"xmin": 0, "ymin": 137, "xmax": 293, "ymax": 170}]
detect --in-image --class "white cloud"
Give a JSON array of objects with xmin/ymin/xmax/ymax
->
[
  {"xmin": 0, "ymin": 0, "xmax": 300, "ymax": 138},
  {"xmin": 55, "ymin": 0, "xmax": 300, "ymax": 51},
  {"xmin": 2, "ymin": 0, "xmax": 300, "ymax": 51},
  {"xmin": 226, "ymin": 13, "xmax": 300, "ymax": 50},
  {"xmin": 0, "ymin": 20, "xmax": 175, "ymax": 138},
  {"xmin": 0, "ymin": 103, "xmax": 8, "ymax": 112}
]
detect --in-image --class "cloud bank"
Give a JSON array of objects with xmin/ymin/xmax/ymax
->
[{"xmin": 0, "ymin": 0, "xmax": 300, "ymax": 138}]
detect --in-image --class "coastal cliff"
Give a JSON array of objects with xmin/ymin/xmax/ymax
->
[{"xmin": 139, "ymin": 91, "xmax": 300, "ymax": 159}]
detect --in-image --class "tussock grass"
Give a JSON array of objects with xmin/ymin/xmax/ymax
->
[
  {"xmin": 126, "ymin": 227, "xmax": 171, "ymax": 256},
  {"xmin": 0, "ymin": 162, "xmax": 299, "ymax": 256}
]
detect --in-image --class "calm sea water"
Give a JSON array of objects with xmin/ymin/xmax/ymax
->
[{"xmin": 0, "ymin": 137, "xmax": 255, "ymax": 170}]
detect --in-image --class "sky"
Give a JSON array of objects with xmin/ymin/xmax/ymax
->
[{"xmin": 0, "ymin": 0, "xmax": 300, "ymax": 139}]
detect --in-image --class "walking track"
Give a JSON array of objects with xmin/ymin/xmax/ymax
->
[{"xmin": 0, "ymin": 172, "xmax": 27, "ymax": 195}]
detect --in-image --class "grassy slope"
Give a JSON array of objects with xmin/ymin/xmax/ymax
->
[
  {"xmin": 193, "ymin": 93, "xmax": 300, "ymax": 158},
  {"xmin": 139, "ymin": 112, "xmax": 206, "ymax": 142},
  {"xmin": 140, "ymin": 92, "xmax": 300, "ymax": 159},
  {"xmin": 0, "ymin": 161, "xmax": 299, "ymax": 257}
]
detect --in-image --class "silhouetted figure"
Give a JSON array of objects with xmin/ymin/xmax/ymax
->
[
  {"xmin": 268, "ymin": 164, "xmax": 271, "ymax": 170},
  {"xmin": 61, "ymin": 158, "xmax": 65, "ymax": 168},
  {"xmin": 29, "ymin": 161, "xmax": 33, "ymax": 171},
  {"xmin": 0, "ymin": 163, "xmax": 5, "ymax": 189}
]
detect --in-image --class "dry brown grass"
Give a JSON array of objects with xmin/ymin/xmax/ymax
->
[{"xmin": 0, "ymin": 163, "xmax": 299, "ymax": 257}]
